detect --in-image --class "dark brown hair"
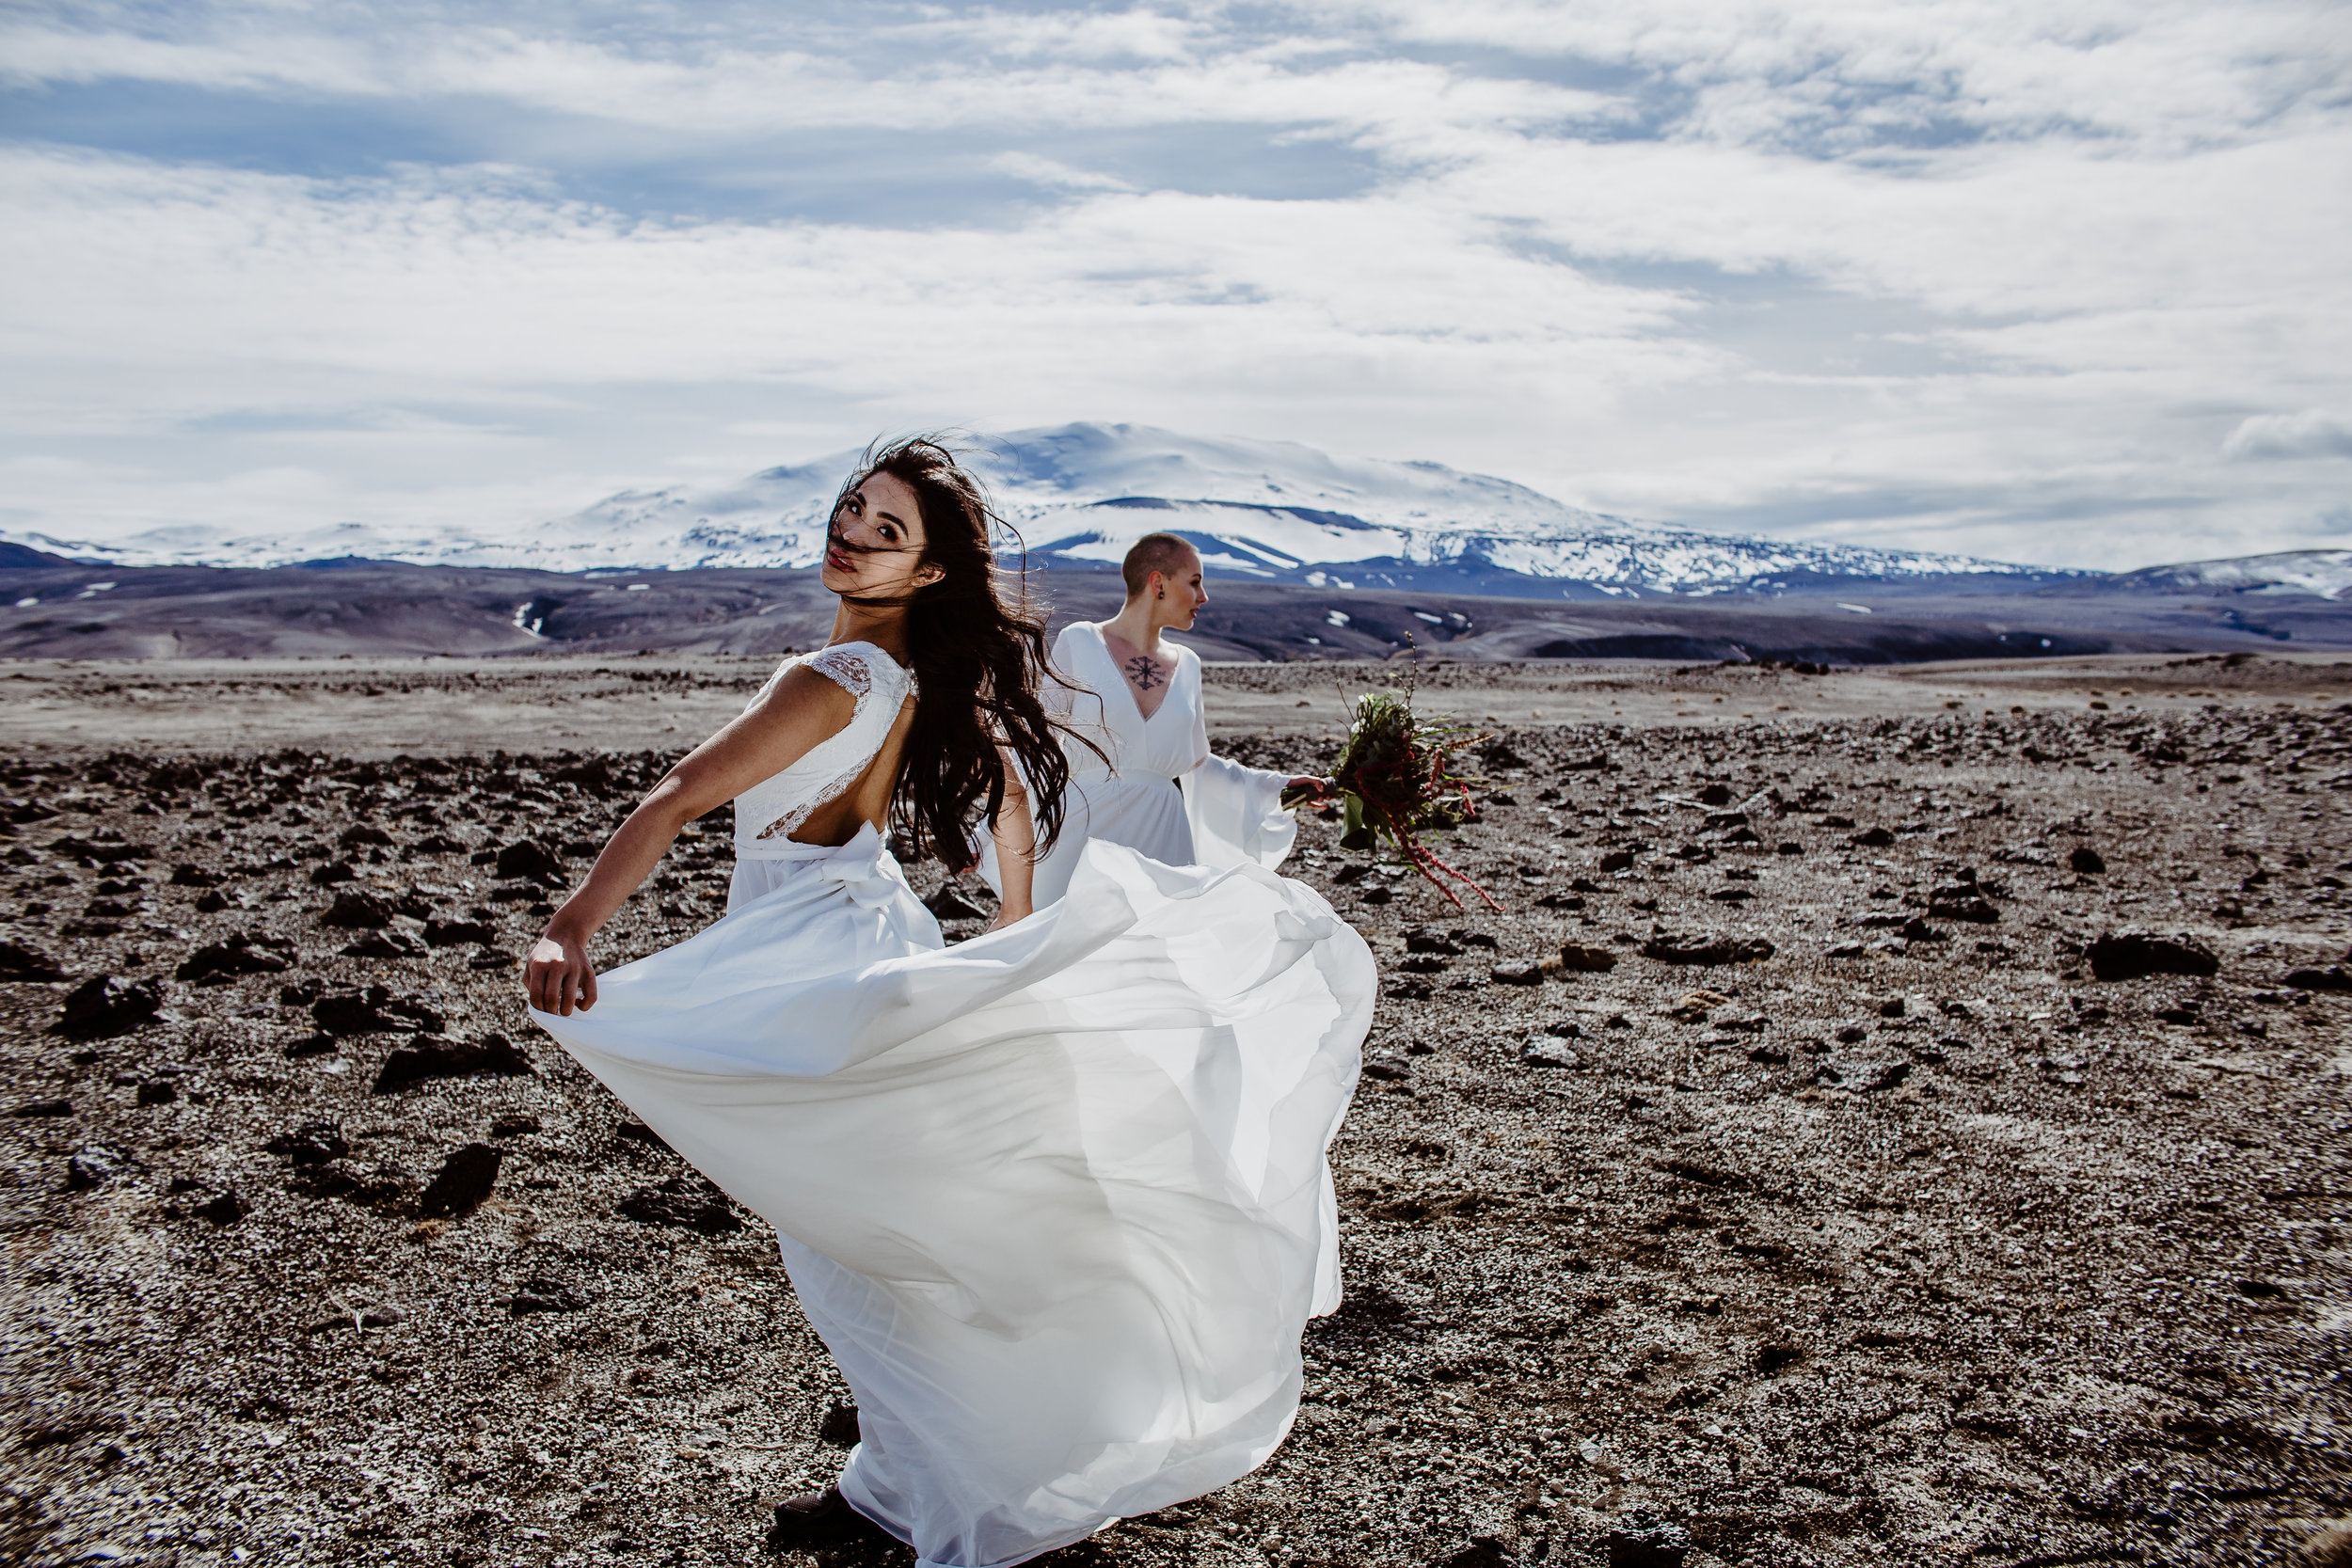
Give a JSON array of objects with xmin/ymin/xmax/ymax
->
[
  {"xmin": 1120, "ymin": 531, "xmax": 1197, "ymax": 596},
  {"xmin": 832, "ymin": 436, "xmax": 1083, "ymax": 872}
]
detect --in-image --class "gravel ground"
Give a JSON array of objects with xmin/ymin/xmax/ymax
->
[{"xmin": 2, "ymin": 653, "xmax": 2347, "ymax": 1568}]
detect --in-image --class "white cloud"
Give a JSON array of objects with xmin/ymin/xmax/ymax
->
[
  {"xmin": 2224, "ymin": 408, "xmax": 2352, "ymax": 461},
  {"xmin": 0, "ymin": 0, "xmax": 2347, "ymax": 570}
]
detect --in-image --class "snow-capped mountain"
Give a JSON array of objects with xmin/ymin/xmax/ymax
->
[
  {"xmin": 6, "ymin": 422, "xmax": 2077, "ymax": 594},
  {"xmin": 2102, "ymin": 549, "xmax": 2352, "ymax": 601}
]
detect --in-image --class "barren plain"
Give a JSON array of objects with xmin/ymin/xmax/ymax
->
[{"xmin": 3, "ymin": 651, "xmax": 2348, "ymax": 1568}]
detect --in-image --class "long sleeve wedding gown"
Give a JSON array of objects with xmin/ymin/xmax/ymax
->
[{"xmin": 526, "ymin": 642, "xmax": 1375, "ymax": 1568}]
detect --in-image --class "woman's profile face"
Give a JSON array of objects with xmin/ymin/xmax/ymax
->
[{"xmin": 823, "ymin": 471, "xmax": 939, "ymax": 600}]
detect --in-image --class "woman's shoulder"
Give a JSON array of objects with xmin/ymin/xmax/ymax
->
[{"xmin": 803, "ymin": 641, "xmax": 913, "ymax": 693}]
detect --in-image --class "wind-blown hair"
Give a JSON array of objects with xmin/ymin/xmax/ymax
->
[{"xmin": 831, "ymin": 436, "xmax": 1082, "ymax": 872}]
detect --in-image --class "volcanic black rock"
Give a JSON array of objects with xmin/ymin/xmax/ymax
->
[
  {"xmin": 495, "ymin": 839, "xmax": 565, "ymax": 884},
  {"xmin": 175, "ymin": 933, "xmax": 291, "ymax": 983},
  {"xmin": 2071, "ymin": 846, "xmax": 2107, "ymax": 874},
  {"xmin": 922, "ymin": 882, "xmax": 991, "ymax": 922},
  {"xmin": 341, "ymin": 930, "xmax": 427, "ymax": 958},
  {"xmin": 1641, "ymin": 933, "xmax": 1776, "ymax": 966},
  {"xmin": 312, "ymin": 985, "xmax": 445, "ymax": 1037},
  {"xmin": 320, "ymin": 890, "xmax": 396, "ymax": 928},
  {"xmin": 416, "ymin": 1142, "xmax": 502, "ymax": 1217},
  {"xmin": 56, "ymin": 976, "xmax": 162, "ymax": 1039},
  {"xmin": 422, "ymin": 918, "xmax": 499, "ymax": 948},
  {"xmin": 619, "ymin": 1176, "xmax": 746, "ymax": 1235},
  {"xmin": 509, "ymin": 1277, "xmax": 590, "ymax": 1315},
  {"xmin": 372, "ymin": 1033, "xmax": 533, "ymax": 1092},
  {"xmin": 1605, "ymin": 1514, "xmax": 1691, "ymax": 1568},
  {"xmin": 0, "ymin": 940, "xmax": 66, "ymax": 981},
  {"xmin": 266, "ymin": 1121, "xmax": 349, "ymax": 1165},
  {"xmin": 2087, "ymin": 929, "xmax": 2221, "ymax": 981}
]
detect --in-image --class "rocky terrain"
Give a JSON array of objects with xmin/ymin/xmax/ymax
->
[{"xmin": 1, "ymin": 653, "xmax": 2347, "ymax": 1568}]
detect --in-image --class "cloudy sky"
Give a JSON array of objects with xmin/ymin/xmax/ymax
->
[{"xmin": 3, "ymin": 0, "xmax": 2348, "ymax": 570}]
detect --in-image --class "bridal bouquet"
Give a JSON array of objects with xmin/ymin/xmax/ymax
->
[{"xmin": 1285, "ymin": 678, "xmax": 1502, "ymax": 911}]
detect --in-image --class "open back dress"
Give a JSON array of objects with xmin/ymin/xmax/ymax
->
[{"xmin": 527, "ymin": 642, "xmax": 1375, "ymax": 1568}]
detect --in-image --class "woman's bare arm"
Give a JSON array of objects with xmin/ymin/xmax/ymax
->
[
  {"xmin": 988, "ymin": 753, "xmax": 1038, "ymax": 929},
  {"xmin": 527, "ymin": 667, "xmax": 854, "ymax": 1015}
]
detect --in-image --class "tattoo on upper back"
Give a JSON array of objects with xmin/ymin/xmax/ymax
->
[{"xmin": 1124, "ymin": 655, "xmax": 1167, "ymax": 692}]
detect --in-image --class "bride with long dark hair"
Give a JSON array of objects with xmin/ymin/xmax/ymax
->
[{"xmin": 524, "ymin": 438, "xmax": 1374, "ymax": 1568}]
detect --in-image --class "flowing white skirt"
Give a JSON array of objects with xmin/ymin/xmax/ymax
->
[{"xmin": 528, "ymin": 825, "xmax": 1374, "ymax": 1568}]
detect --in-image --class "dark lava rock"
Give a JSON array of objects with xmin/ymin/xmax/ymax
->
[
  {"xmin": 183, "ymin": 1189, "xmax": 248, "ymax": 1226},
  {"xmin": 1359, "ymin": 884, "xmax": 1393, "ymax": 905},
  {"xmin": 0, "ymin": 940, "xmax": 66, "ymax": 982},
  {"xmin": 1598, "ymin": 848, "xmax": 1637, "ymax": 872},
  {"xmin": 416, "ymin": 1142, "xmax": 503, "ymax": 1217},
  {"xmin": 1406, "ymin": 927, "xmax": 1464, "ymax": 956},
  {"xmin": 1927, "ymin": 889, "xmax": 1999, "ymax": 923},
  {"xmin": 1860, "ymin": 1061, "xmax": 1913, "ymax": 1092},
  {"xmin": 490, "ymin": 1112, "xmax": 542, "ymax": 1137},
  {"xmin": 168, "ymin": 862, "xmax": 224, "ymax": 888},
  {"xmin": 1900, "ymin": 917, "xmax": 1948, "ymax": 943},
  {"xmin": 1605, "ymin": 1514, "xmax": 1691, "ymax": 1568},
  {"xmin": 1489, "ymin": 961, "xmax": 1542, "ymax": 986},
  {"xmin": 283, "ymin": 1033, "xmax": 339, "ymax": 1058},
  {"xmin": 341, "ymin": 929, "xmax": 427, "ymax": 958},
  {"xmin": 12, "ymin": 1098, "xmax": 73, "ymax": 1118},
  {"xmin": 922, "ymin": 882, "xmax": 991, "ymax": 921},
  {"xmin": 175, "ymin": 933, "xmax": 290, "ymax": 983},
  {"xmin": 1534, "ymin": 891, "xmax": 1586, "ymax": 910},
  {"xmin": 1850, "ymin": 826, "xmax": 1896, "ymax": 847},
  {"xmin": 339, "ymin": 824, "xmax": 394, "ymax": 847},
  {"xmin": 1695, "ymin": 783, "xmax": 1735, "ymax": 806},
  {"xmin": 1558, "ymin": 942, "xmax": 1618, "ymax": 973},
  {"xmin": 2285, "ymin": 965, "xmax": 2352, "ymax": 992},
  {"xmin": 1641, "ymin": 934, "xmax": 1775, "ymax": 966},
  {"xmin": 509, "ymin": 1277, "xmax": 590, "ymax": 1315},
  {"xmin": 65, "ymin": 1144, "xmax": 135, "ymax": 1191},
  {"xmin": 1360, "ymin": 1054, "xmax": 1412, "ymax": 1081},
  {"xmin": 2070, "ymin": 846, "xmax": 2107, "ymax": 874},
  {"xmin": 308, "ymin": 860, "xmax": 358, "ymax": 886},
  {"xmin": 193, "ymin": 890, "xmax": 230, "ymax": 913},
  {"xmin": 373, "ymin": 1033, "xmax": 533, "ymax": 1092},
  {"xmin": 2088, "ymin": 929, "xmax": 2220, "ymax": 981},
  {"xmin": 818, "ymin": 1402, "xmax": 861, "ymax": 1448},
  {"xmin": 615, "ymin": 1118, "xmax": 672, "ymax": 1149},
  {"xmin": 313, "ymin": 985, "xmax": 445, "ymax": 1037},
  {"xmin": 619, "ymin": 1177, "xmax": 746, "ymax": 1235},
  {"xmin": 1756, "ymin": 1340, "xmax": 1804, "ymax": 1374},
  {"xmin": 57, "ymin": 976, "xmax": 162, "ymax": 1039},
  {"xmin": 423, "ymin": 918, "xmax": 500, "ymax": 948},
  {"xmin": 135, "ymin": 1081, "xmax": 178, "ymax": 1106},
  {"xmin": 293, "ymin": 1159, "xmax": 410, "ymax": 1208},
  {"xmin": 1748, "ymin": 1044, "xmax": 1790, "ymax": 1065},
  {"xmin": 266, "ymin": 1121, "xmax": 349, "ymax": 1165},
  {"xmin": 320, "ymin": 890, "xmax": 396, "ymax": 928},
  {"xmin": 495, "ymin": 839, "xmax": 566, "ymax": 884},
  {"xmin": 1385, "ymin": 976, "xmax": 1435, "ymax": 1001}
]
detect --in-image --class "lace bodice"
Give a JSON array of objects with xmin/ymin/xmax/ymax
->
[{"xmin": 732, "ymin": 643, "xmax": 915, "ymax": 856}]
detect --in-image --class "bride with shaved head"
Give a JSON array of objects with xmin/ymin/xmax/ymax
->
[{"xmin": 524, "ymin": 438, "xmax": 1374, "ymax": 1568}]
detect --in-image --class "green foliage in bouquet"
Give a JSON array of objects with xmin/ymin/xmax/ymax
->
[{"xmin": 1284, "ymin": 677, "xmax": 1502, "ymax": 911}]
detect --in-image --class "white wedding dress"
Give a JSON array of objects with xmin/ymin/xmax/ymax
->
[
  {"xmin": 979, "ymin": 623, "xmax": 1297, "ymax": 908},
  {"xmin": 527, "ymin": 642, "xmax": 1375, "ymax": 1568}
]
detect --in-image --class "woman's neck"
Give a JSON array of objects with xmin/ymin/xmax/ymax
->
[
  {"xmin": 1101, "ymin": 598, "xmax": 1166, "ymax": 657},
  {"xmin": 827, "ymin": 603, "xmax": 912, "ymax": 659}
]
